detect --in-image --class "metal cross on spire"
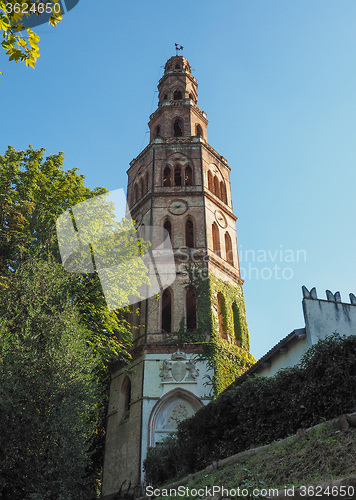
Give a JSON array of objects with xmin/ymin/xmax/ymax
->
[{"xmin": 175, "ymin": 43, "xmax": 183, "ymax": 56}]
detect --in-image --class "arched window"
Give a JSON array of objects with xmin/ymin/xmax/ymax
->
[
  {"xmin": 174, "ymin": 166, "xmax": 182, "ymax": 186},
  {"xmin": 174, "ymin": 119, "xmax": 183, "ymax": 137},
  {"xmin": 184, "ymin": 165, "xmax": 193, "ymax": 186},
  {"xmin": 139, "ymin": 178, "xmax": 144, "ymax": 199},
  {"xmin": 185, "ymin": 219, "xmax": 194, "ymax": 248},
  {"xmin": 186, "ymin": 288, "xmax": 197, "ymax": 331},
  {"xmin": 163, "ymin": 166, "xmax": 171, "ymax": 187},
  {"xmin": 225, "ymin": 232, "xmax": 233, "ymax": 266},
  {"xmin": 174, "ymin": 90, "xmax": 182, "ymax": 100},
  {"xmin": 164, "ymin": 94, "xmax": 168, "ymax": 100},
  {"xmin": 175, "ymin": 63, "xmax": 181, "ymax": 70},
  {"xmin": 217, "ymin": 292, "xmax": 227, "ymax": 340},
  {"xmin": 155, "ymin": 125, "xmax": 161, "ymax": 137},
  {"xmin": 121, "ymin": 376, "xmax": 131, "ymax": 413},
  {"xmin": 213, "ymin": 176, "xmax": 220, "ymax": 198},
  {"xmin": 208, "ymin": 171, "xmax": 213, "ymax": 192},
  {"xmin": 212, "ymin": 222, "xmax": 220, "ymax": 256},
  {"xmin": 196, "ymin": 124, "xmax": 203, "ymax": 136},
  {"xmin": 232, "ymin": 302, "xmax": 242, "ymax": 346},
  {"xmin": 163, "ymin": 219, "xmax": 172, "ymax": 247},
  {"xmin": 162, "ymin": 289, "xmax": 172, "ymax": 333},
  {"xmin": 220, "ymin": 180, "xmax": 227, "ymax": 204},
  {"xmin": 134, "ymin": 183, "xmax": 138, "ymax": 204}
]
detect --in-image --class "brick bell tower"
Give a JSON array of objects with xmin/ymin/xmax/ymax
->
[{"xmin": 102, "ymin": 54, "xmax": 254, "ymax": 499}]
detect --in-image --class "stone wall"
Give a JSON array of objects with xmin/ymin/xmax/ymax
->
[{"xmin": 302, "ymin": 286, "xmax": 356, "ymax": 347}]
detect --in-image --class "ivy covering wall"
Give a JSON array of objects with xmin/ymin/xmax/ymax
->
[
  {"xmin": 207, "ymin": 274, "xmax": 255, "ymax": 394},
  {"xmin": 171, "ymin": 265, "xmax": 255, "ymax": 396}
]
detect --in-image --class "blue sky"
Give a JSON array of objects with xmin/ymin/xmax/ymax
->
[{"xmin": 1, "ymin": 0, "xmax": 356, "ymax": 360}]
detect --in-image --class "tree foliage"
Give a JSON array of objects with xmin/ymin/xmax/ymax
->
[
  {"xmin": 0, "ymin": 145, "xmax": 149, "ymax": 494},
  {"xmin": 0, "ymin": 259, "xmax": 101, "ymax": 499},
  {"xmin": 0, "ymin": 1, "xmax": 62, "ymax": 72},
  {"xmin": 0, "ymin": 145, "xmax": 140, "ymax": 364}
]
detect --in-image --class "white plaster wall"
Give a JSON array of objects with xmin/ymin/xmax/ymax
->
[
  {"xmin": 257, "ymin": 337, "xmax": 308, "ymax": 377},
  {"xmin": 303, "ymin": 298, "xmax": 356, "ymax": 347},
  {"xmin": 140, "ymin": 352, "xmax": 212, "ymax": 484}
]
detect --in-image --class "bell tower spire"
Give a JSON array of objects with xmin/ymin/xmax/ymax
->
[{"xmin": 149, "ymin": 54, "xmax": 207, "ymax": 142}]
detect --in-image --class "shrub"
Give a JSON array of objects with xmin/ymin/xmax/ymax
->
[
  {"xmin": 144, "ymin": 435, "xmax": 182, "ymax": 485},
  {"xmin": 143, "ymin": 334, "xmax": 356, "ymax": 485}
]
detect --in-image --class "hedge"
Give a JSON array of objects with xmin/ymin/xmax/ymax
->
[{"xmin": 144, "ymin": 334, "xmax": 356, "ymax": 484}]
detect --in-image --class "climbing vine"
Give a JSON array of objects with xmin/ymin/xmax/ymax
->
[
  {"xmin": 167, "ymin": 263, "xmax": 255, "ymax": 395},
  {"xmin": 204, "ymin": 272, "xmax": 255, "ymax": 394}
]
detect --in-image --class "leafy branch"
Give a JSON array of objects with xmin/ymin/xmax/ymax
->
[{"xmin": 0, "ymin": 0, "xmax": 62, "ymax": 74}]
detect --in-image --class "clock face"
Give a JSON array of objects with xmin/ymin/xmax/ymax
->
[
  {"xmin": 215, "ymin": 210, "xmax": 227, "ymax": 228},
  {"xmin": 168, "ymin": 199, "xmax": 188, "ymax": 215}
]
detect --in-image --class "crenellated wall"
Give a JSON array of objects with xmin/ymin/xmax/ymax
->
[
  {"xmin": 302, "ymin": 286, "xmax": 356, "ymax": 347},
  {"xmin": 245, "ymin": 286, "xmax": 356, "ymax": 379}
]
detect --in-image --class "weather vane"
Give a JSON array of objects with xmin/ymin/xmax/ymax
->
[{"xmin": 175, "ymin": 43, "xmax": 183, "ymax": 56}]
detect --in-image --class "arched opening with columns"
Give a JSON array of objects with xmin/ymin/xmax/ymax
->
[
  {"xmin": 212, "ymin": 222, "xmax": 220, "ymax": 256},
  {"xmin": 220, "ymin": 180, "xmax": 227, "ymax": 204},
  {"xmin": 217, "ymin": 292, "xmax": 228, "ymax": 340},
  {"xmin": 174, "ymin": 89, "xmax": 183, "ymax": 100},
  {"xmin": 163, "ymin": 166, "xmax": 171, "ymax": 187},
  {"xmin": 148, "ymin": 388, "xmax": 204, "ymax": 446},
  {"xmin": 173, "ymin": 119, "xmax": 183, "ymax": 137},
  {"xmin": 184, "ymin": 165, "xmax": 193, "ymax": 186},
  {"xmin": 163, "ymin": 218, "xmax": 172, "ymax": 248},
  {"xmin": 186, "ymin": 288, "xmax": 197, "ymax": 331},
  {"xmin": 225, "ymin": 232, "xmax": 234, "ymax": 266},
  {"xmin": 185, "ymin": 218, "xmax": 194, "ymax": 248},
  {"xmin": 161, "ymin": 288, "xmax": 172, "ymax": 333},
  {"xmin": 213, "ymin": 176, "xmax": 220, "ymax": 198},
  {"xmin": 208, "ymin": 170, "xmax": 213, "ymax": 192},
  {"xmin": 232, "ymin": 302, "xmax": 242, "ymax": 347},
  {"xmin": 174, "ymin": 166, "xmax": 182, "ymax": 186}
]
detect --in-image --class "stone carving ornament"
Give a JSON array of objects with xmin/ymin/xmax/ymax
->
[
  {"xmin": 159, "ymin": 350, "xmax": 199, "ymax": 383},
  {"xmin": 159, "ymin": 360, "xmax": 173, "ymax": 380},
  {"xmin": 165, "ymin": 403, "xmax": 189, "ymax": 428}
]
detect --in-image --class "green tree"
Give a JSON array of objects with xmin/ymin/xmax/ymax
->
[
  {"xmin": 0, "ymin": 145, "xmax": 101, "ymax": 273},
  {"xmin": 0, "ymin": 258, "xmax": 102, "ymax": 499},
  {"xmin": 0, "ymin": 145, "xmax": 150, "ymax": 493},
  {"xmin": 0, "ymin": 0, "xmax": 61, "ymax": 72},
  {"xmin": 0, "ymin": 145, "xmax": 145, "ymax": 363}
]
